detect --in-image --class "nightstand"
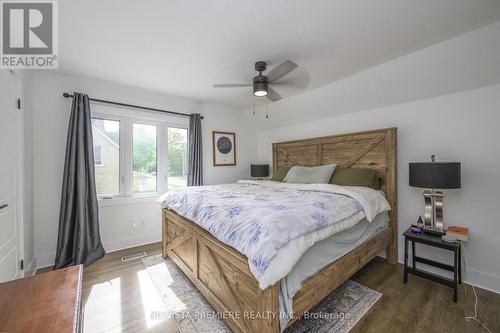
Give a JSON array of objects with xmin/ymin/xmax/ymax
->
[{"xmin": 403, "ymin": 227, "xmax": 461, "ymax": 302}]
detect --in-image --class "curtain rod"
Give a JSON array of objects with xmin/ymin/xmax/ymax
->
[{"xmin": 62, "ymin": 92, "xmax": 203, "ymax": 119}]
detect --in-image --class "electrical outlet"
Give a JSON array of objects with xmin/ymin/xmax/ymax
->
[{"xmin": 132, "ymin": 219, "xmax": 145, "ymax": 228}]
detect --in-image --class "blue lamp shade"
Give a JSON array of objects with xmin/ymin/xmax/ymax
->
[
  {"xmin": 409, "ymin": 162, "xmax": 461, "ymax": 189},
  {"xmin": 251, "ymin": 164, "xmax": 269, "ymax": 178}
]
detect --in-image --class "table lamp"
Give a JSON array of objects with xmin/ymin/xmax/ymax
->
[{"xmin": 409, "ymin": 155, "xmax": 461, "ymax": 235}]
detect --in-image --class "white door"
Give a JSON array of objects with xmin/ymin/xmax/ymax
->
[{"xmin": 0, "ymin": 70, "xmax": 22, "ymax": 282}]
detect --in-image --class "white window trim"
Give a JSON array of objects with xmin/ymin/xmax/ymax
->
[
  {"xmin": 91, "ymin": 106, "xmax": 189, "ymax": 206},
  {"xmin": 97, "ymin": 193, "xmax": 161, "ymax": 207}
]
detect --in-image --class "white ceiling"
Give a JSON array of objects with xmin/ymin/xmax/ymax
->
[{"xmin": 58, "ymin": 0, "xmax": 500, "ymax": 109}]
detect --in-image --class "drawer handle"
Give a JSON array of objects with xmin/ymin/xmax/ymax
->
[{"xmin": 0, "ymin": 204, "xmax": 8, "ymax": 210}]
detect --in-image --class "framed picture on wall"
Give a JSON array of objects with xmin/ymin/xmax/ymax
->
[{"xmin": 212, "ymin": 131, "xmax": 236, "ymax": 166}]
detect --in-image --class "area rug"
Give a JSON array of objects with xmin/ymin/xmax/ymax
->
[{"xmin": 142, "ymin": 254, "xmax": 381, "ymax": 333}]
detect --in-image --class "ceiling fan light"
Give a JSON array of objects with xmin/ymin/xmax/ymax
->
[
  {"xmin": 253, "ymin": 81, "xmax": 268, "ymax": 97},
  {"xmin": 254, "ymin": 89, "xmax": 268, "ymax": 97}
]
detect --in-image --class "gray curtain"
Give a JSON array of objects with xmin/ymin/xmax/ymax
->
[
  {"xmin": 187, "ymin": 113, "xmax": 203, "ymax": 186},
  {"xmin": 54, "ymin": 93, "xmax": 105, "ymax": 269}
]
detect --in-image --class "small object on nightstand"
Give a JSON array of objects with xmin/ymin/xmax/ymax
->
[
  {"xmin": 446, "ymin": 226, "xmax": 469, "ymax": 242},
  {"xmin": 410, "ymin": 226, "xmax": 422, "ymax": 233},
  {"xmin": 441, "ymin": 235, "xmax": 459, "ymax": 243},
  {"xmin": 423, "ymin": 227, "xmax": 446, "ymax": 236},
  {"xmin": 417, "ymin": 216, "xmax": 424, "ymax": 228}
]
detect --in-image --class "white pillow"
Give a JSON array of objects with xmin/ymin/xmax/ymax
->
[{"xmin": 283, "ymin": 164, "xmax": 337, "ymax": 184}]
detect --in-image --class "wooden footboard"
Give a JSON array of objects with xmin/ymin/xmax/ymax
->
[
  {"xmin": 162, "ymin": 208, "xmax": 393, "ymax": 332},
  {"xmin": 162, "ymin": 208, "xmax": 280, "ymax": 333}
]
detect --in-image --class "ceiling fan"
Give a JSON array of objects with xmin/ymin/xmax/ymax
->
[{"xmin": 212, "ymin": 60, "xmax": 299, "ymax": 102}]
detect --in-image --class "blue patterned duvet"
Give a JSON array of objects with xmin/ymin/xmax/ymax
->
[{"xmin": 157, "ymin": 180, "xmax": 390, "ymax": 284}]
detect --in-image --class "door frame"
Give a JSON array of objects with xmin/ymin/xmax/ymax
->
[{"xmin": 11, "ymin": 70, "xmax": 25, "ymax": 279}]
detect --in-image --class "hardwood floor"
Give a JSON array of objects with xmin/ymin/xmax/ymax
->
[
  {"xmin": 38, "ymin": 243, "xmax": 498, "ymax": 333},
  {"xmin": 350, "ymin": 257, "xmax": 499, "ymax": 333},
  {"xmin": 83, "ymin": 243, "xmax": 183, "ymax": 333},
  {"xmin": 79, "ymin": 243, "xmax": 181, "ymax": 333},
  {"xmin": 36, "ymin": 243, "xmax": 182, "ymax": 333}
]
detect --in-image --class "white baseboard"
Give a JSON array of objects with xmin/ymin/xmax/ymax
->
[
  {"xmin": 35, "ymin": 233, "xmax": 162, "ymax": 270},
  {"xmin": 464, "ymin": 268, "xmax": 500, "ymax": 294}
]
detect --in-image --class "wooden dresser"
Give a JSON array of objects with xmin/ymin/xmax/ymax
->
[{"xmin": 0, "ymin": 265, "xmax": 83, "ymax": 332}]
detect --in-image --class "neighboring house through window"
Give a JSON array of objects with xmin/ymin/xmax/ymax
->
[
  {"xmin": 94, "ymin": 145, "xmax": 103, "ymax": 165},
  {"xmin": 92, "ymin": 118, "xmax": 120, "ymax": 196}
]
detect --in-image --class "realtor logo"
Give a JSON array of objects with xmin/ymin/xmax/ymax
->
[{"xmin": 1, "ymin": 0, "xmax": 58, "ymax": 68}]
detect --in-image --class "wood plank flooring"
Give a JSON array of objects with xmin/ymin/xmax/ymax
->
[
  {"xmin": 350, "ymin": 257, "xmax": 499, "ymax": 333},
  {"xmin": 39, "ymin": 243, "xmax": 498, "ymax": 332},
  {"xmin": 38, "ymin": 243, "xmax": 180, "ymax": 333}
]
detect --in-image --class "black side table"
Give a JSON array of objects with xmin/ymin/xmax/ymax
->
[{"xmin": 403, "ymin": 227, "xmax": 461, "ymax": 302}]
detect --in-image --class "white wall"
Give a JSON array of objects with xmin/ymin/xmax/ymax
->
[
  {"xmin": 196, "ymin": 102, "xmax": 258, "ymax": 185},
  {"xmin": 254, "ymin": 22, "xmax": 500, "ymax": 293},
  {"xmin": 33, "ymin": 71, "xmax": 256, "ymax": 267}
]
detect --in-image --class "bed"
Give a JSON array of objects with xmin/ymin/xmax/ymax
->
[{"xmin": 160, "ymin": 128, "xmax": 397, "ymax": 332}]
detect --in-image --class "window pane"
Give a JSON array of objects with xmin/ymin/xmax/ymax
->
[
  {"xmin": 133, "ymin": 123, "xmax": 157, "ymax": 192},
  {"xmin": 91, "ymin": 118, "xmax": 120, "ymax": 196},
  {"xmin": 168, "ymin": 127, "xmax": 188, "ymax": 189}
]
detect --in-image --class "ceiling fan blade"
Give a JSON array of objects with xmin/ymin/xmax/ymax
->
[
  {"xmin": 212, "ymin": 83, "xmax": 252, "ymax": 88},
  {"xmin": 267, "ymin": 60, "xmax": 298, "ymax": 83},
  {"xmin": 267, "ymin": 86, "xmax": 282, "ymax": 102}
]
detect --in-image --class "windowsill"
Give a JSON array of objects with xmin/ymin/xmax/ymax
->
[{"xmin": 98, "ymin": 193, "xmax": 161, "ymax": 207}]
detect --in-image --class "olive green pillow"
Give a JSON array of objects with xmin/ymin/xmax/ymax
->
[
  {"xmin": 329, "ymin": 168, "xmax": 382, "ymax": 190},
  {"xmin": 271, "ymin": 166, "xmax": 292, "ymax": 182}
]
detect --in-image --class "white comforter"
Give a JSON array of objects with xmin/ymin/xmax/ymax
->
[{"xmin": 157, "ymin": 180, "xmax": 390, "ymax": 289}]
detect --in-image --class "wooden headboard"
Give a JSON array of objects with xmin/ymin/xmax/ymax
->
[{"xmin": 272, "ymin": 127, "xmax": 398, "ymax": 263}]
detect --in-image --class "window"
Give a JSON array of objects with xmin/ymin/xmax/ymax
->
[
  {"xmin": 91, "ymin": 118, "xmax": 121, "ymax": 196},
  {"xmin": 132, "ymin": 123, "xmax": 157, "ymax": 193},
  {"xmin": 168, "ymin": 127, "xmax": 188, "ymax": 189},
  {"xmin": 90, "ymin": 111, "xmax": 188, "ymax": 201}
]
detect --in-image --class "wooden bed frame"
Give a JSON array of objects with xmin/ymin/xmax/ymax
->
[{"xmin": 162, "ymin": 128, "xmax": 397, "ymax": 332}]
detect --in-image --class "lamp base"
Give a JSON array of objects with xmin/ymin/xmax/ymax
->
[
  {"xmin": 422, "ymin": 227, "xmax": 446, "ymax": 236},
  {"xmin": 423, "ymin": 190, "xmax": 444, "ymax": 232}
]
